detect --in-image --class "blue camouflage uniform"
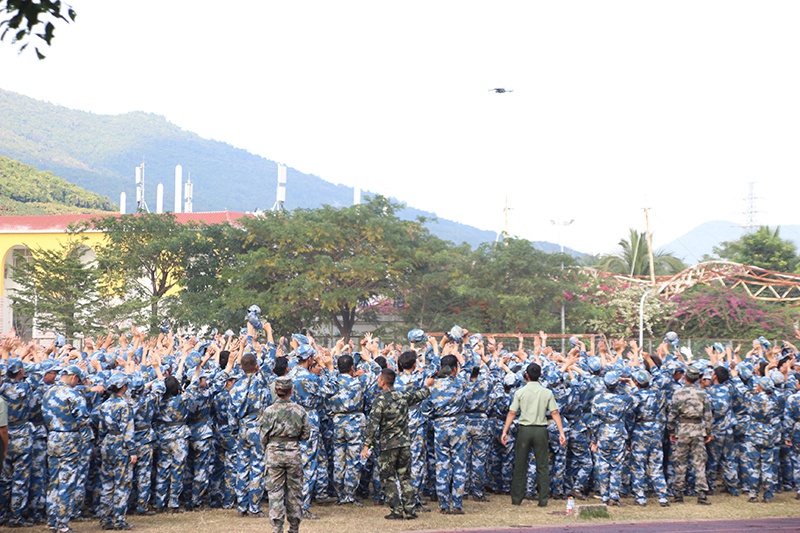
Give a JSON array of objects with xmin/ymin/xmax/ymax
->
[
  {"xmin": 42, "ymin": 372, "xmax": 91, "ymax": 532},
  {"xmin": 463, "ymin": 364, "xmax": 501, "ymax": 500},
  {"xmin": 186, "ymin": 368, "xmax": 226, "ymax": 508},
  {"xmin": 210, "ymin": 372, "xmax": 238, "ymax": 509},
  {"xmin": 784, "ymin": 386, "xmax": 800, "ymax": 497},
  {"xmin": 629, "ymin": 373, "xmax": 669, "ymax": 506},
  {"xmin": 229, "ymin": 360, "xmax": 272, "ymax": 516},
  {"xmin": 92, "ymin": 377, "xmax": 136, "ymax": 529},
  {"xmin": 326, "ymin": 362, "xmax": 376, "ymax": 504},
  {"xmin": 428, "ymin": 367, "xmax": 469, "ymax": 512},
  {"xmin": 706, "ymin": 376, "xmax": 739, "ymax": 495},
  {"xmin": 130, "ymin": 374, "xmax": 165, "ymax": 514},
  {"xmin": 288, "ymin": 358, "xmax": 335, "ymax": 513},
  {"xmin": 744, "ymin": 379, "xmax": 780, "ymax": 501},
  {"xmin": 0, "ymin": 360, "xmax": 36, "ymax": 526},
  {"xmin": 589, "ymin": 373, "xmax": 632, "ymax": 504},
  {"xmin": 153, "ymin": 377, "xmax": 199, "ymax": 511}
]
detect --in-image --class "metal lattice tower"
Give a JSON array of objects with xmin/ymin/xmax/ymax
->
[{"xmin": 744, "ymin": 182, "xmax": 758, "ymax": 232}]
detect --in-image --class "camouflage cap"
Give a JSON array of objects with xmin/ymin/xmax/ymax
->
[
  {"xmin": 685, "ymin": 365, "xmax": 701, "ymax": 381},
  {"xmin": 275, "ymin": 376, "xmax": 293, "ymax": 392}
]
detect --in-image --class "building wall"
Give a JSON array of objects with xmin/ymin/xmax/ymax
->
[{"xmin": 0, "ymin": 231, "xmax": 106, "ymax": 336}]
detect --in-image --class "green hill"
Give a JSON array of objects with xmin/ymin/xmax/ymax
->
[
  {"xmin": 0, "ymin": 155, "xmax": 114, "ymax": 215},
  {"xmin": 0, "ymin": 88, "xmax": 559, "ymax": 249}
]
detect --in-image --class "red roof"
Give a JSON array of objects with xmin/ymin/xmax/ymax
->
[{"xmin": 0, "ymin": 211, "xmax": 252, "ymax": 232}]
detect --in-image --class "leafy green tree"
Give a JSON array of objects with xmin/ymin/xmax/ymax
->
[
  {"xmin": 229, "ymin": 196, "xmax": 430, "ymax": 341},
  {"xmin": 712, "ymin": 226, "xmax": 799, "ymax": 273},
  {"xmin": 581, "ymin": 283, "xmax": 675, "ymax": 338},
  {"xmin": 8, "ymin": 230, "xmax": 102, "ymax": 339},
  {"xmin": 0, "ymin": 0, "xmax": 76, "ymax": 59},
  {"xmin": 595, "ymin": 228, "xmax": 686, "ymax": 276},
  {"xmin": 92, "ymin": 213, "xmax": 200, "ymax": 331},
  {"xmin": 443, "ymin": 238, "xmax": 574, "ymax": 333}
]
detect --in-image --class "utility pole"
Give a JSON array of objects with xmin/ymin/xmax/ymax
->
[
  {"xmin": 551, "ymin": 219, "xmax": 574, "ymax": 352},
  {"xmin": 643, "ymin": 207, "xmax": 656, "ymax": 285}
]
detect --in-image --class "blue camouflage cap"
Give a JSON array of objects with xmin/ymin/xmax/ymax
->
[
  {"xmin": 296, "ymin": 344, "xmax": 316, "ymax": 361},
  {"xmin": 759, "ymin": 376, "xmax": 774, "ymax": 392},
  {"xmin": 292, "ymin": 333, "xmax": 310, "ymax": 345},
  {"xmin": 633, "ymin": 369, "xmax": 651, "ymax": 386},
  {"xmin": 446, "ymin": 325, "xmax": 464, "ymax": 342},
  {"xmin": 7, "ymin": 358, "xmax": 23, "ymax": 374},
  {"xmin": 587, "ymin": 356, "xmax": 602, "ymax": 374},
  {"xmin": 603, "ymin": 370, "xmax": 620, "ymax": 388},
  {"xmin": 108, "ymin": 373, "xmax": 129, "ymax": 389},
  {"xmin": 468, "ymin": 333, "xmax": 483, "ymax": 347},
  {"xmin": 407, "ymin": 328, "xmax": 427, "ymax": 344},
  {"xmin": 769, "ymin": 369, "xmax": 785, "ymax": 386},
  {"xmin": 757, "ymin": 336, "xmax": 771, "ymax": 350},
  {"xmin": 738, "ymin": 363, "xmax": 754, "ymax": 382},
  {"xmin": 61, "ymin": 364, "xmax": 85, "ymax": 381}
]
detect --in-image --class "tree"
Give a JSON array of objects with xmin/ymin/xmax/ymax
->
[
  {"xmin": 93, "ymin": 213, "xmax": 199, "ymax": 331},
  {"xmin": 595, "ymin": 228, "xmax": 686, "ymax": 277},
  {"xmin": 712, "ymin": 225, "xmax": 799, "ymax": 273},
  {"xmin": 229, "ymin": 196, "xmax": 430, "ymax": 341},
  {"xmin": 666, "ymin": 285, "xmax": 798, "ymax": 339},
  {"xmin": 0, "ymin": 0, "xmax": 76, "ymax": 59},
  {"xmin": 8, "ymin": 230, "xmax": 101, "ymax": 339},
  {"xmin": 443, "ymin": 238, "xmax": 575, "ymax": 333}
]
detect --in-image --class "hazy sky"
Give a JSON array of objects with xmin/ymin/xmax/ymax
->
[{"xmin": 2, "ymin": 1, "xmax": 800, "ymax": 255}]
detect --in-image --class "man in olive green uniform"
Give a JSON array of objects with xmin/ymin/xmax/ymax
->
[
  {"xmin": 262, "ymin": 377, "xmax": 312, "ymax": 533},
  {"xmin": 501, "ymin": 363, "xmax": 566, "ymax": 507},
  {"xmin": 361, "ymin": 368, "xmax": 433, "ymax": 520},
  {"xmin": 667, "ymin": 366, "xmax": 713, "ymax": 505}
]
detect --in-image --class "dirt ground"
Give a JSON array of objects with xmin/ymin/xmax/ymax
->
[{"xmin": 20, "ymin": 490, "xmax": 800, "ymax": 533}]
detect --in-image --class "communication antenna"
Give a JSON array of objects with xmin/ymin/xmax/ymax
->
[
  {"xmin": 744, "ymin": 182, "xmax": 758, "ymax": 232},
  {"xmin": 184, "ymin": 173, "xmax": 193, "ymax": 213},
  {"xmin": 272, "ymin": 163, "xmax": 287, "ymax": 211},
  {"xmin": 135, "ymin": 162, "xmax": 149, "ymax": 212}
]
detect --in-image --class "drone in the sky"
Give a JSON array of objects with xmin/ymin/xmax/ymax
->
[{"xmin": 489, "ymin": 88, "xmax": 513, "ymax": 94}]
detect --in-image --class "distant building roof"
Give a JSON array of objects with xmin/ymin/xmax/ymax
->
[{"xmin": 0, "ymin": 211, "xmax": 252, "ymax": 233}]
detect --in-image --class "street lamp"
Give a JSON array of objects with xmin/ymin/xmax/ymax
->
[{"xmin": 551, "ymin": 219, "xmax": 574, "ymax": 353}]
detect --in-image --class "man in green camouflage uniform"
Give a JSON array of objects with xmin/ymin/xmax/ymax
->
[
  {"xmin": 262, "ymin": 376, "xmax": 311, "ymax": 533},
  {"xmin": 361, "ymin": 368, "xmax": 433, "ymax": 520},
  {"xmin": 667, "ymin": 365, "xmax": 713, "ymax": 505}
]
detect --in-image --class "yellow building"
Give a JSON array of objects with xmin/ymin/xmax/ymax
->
[{"xmin": 0, "ymin": 212, "xmax": 247, "ymax": 337}]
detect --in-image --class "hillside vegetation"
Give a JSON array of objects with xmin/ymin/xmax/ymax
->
[{"xmin": 0, "ymin": 155, "xmax": 114, "ymax": 215}]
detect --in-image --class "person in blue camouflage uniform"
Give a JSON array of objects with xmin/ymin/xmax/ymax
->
[
  {"xmin": 42, "ymin": 364, "xmax": 91, "ymax": 533},
  {"xmin": 0, "ymin": 358, "xmax": 36, "ymax": 527},
  {"xmin": 230, "ymin": 346, "xmax": 272, "ymax": 517},
  {"xmin": 544, "ymin": 367, "xmax": 574, "ymax": 501},
  {"xmin": 92, "ymin": 373, "xmax": 136, "ymax": 530},
  {"xmin": 210, "ymin": 364, "xmax": 239, "ymax": 509},
  {"xmin": 153, "ymin": 358, "xmax": 203, "ymax": 513},
  {"xmin": 26, "ymin": 360, "xmax": 59, "ymax": 525},
  {"xmin": 327, "ymin": 353, "xmax": 376, "ymax": 506},
  {"xmin": 129, "ymin": 365, "xmax": 165, "ymax": 515},
  {"xmin": 629, "ymin": 369, "xmax": 670, "ymax": 507},
  {"xmin": 394, "ymin": 337, "xmax": 436, "ymax": 511},
  {"xmin": 743, "ymin": 375, "xmax": 781, "ymax": 502},
  {"xmin": 428, "ymin": 352, "xmax": 469, "ymax": 514},
  {"xmin": 702, "ymin": 366, "xmax": 739, "ymax": 496},
  {"xmin": 785, "ymin": 375, "xmax": 800, "ymax": 500},
  {"xmin": 730, "ymin": 362, "xmax": 755, "ymax": 493},
  {"xmin": 488, "ymin": 370, "xmax": 518, "ymax": 495},
  {"xmin": 186, "ymin": 363, "xmax": 227, "ymax": 510},
  {"xmin": 463, "ymin": 337, "xmax": 501, "ymax": 503},
  {"xmin": 287, "ymin": 341, "xmax": 335, "ymax": 519},
  {"xmin": 589, "ymin": 370, "xmax": 632, "ymax": 505}
]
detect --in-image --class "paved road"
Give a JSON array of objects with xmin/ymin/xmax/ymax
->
[{"xmin": 412, "ymin": 517, "xmax": 800, "ymax": 533}]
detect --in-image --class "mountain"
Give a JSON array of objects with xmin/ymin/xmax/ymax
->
[
  {"xmin": 0, "ymin": 155, "xmax": 114, "ymax": 215},
  {"xmin": 662, "ymin": 220, "xmax": 800, "ymax": 263},
  {"xmin": 0, "ymin": 88, "xmax": 563, "ymax": 249}
]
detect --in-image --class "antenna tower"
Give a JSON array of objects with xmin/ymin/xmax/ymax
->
[
  {"xmin": 135, "ymin": 162, "xmax": 149, "ymax": 213},
  {"xmin": 272, "ymin": 163, "xmax": 287, "ymax": 211},
  {"xmin": 744, "ymin": 182, "xmax": 758, "ymax": 232}
]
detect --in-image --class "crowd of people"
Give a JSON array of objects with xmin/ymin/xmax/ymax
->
[{"xmin": 1, "ymin": 313, "xmax": 800, "ymax": 533}]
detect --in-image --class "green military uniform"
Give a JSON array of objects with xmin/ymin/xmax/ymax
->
[
  {"xmin": 262, "ymin": 377, "xmax": 312, "ymax": 533},
  {"xmin": 363, "ymin": 385, "xmax": 430, "ymax": 518},
  {"xmin": 667, "ymin": 367, "xmax": 713, "ymax": 501}
]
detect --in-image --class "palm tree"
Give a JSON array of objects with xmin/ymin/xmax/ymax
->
[{"xmin": 595, "ymin": 228, "xmax": 686, "ymax": 277}]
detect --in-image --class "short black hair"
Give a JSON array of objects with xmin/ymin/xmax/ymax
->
[
  {"xmin": 526, "ymin": 363, "xmax": 542, "ymax": 382},
  {"xmin": 380, "ymin": 368, "xmax": 396, "ymax": 387},
  {"xmin": 241, "ymin": 353, "xmax": 257, "ymax": 373},
  {"xmin": 337, "ymin": 354, "xmax": 354, "ymax": 374},
  {"xmin": 398, "ymin": 351, "xmax": 417, "ymax": 370},
  {"xmin": 219, "ymin": 350, "xmax": 230, "ymax": 369},
  {"xmin": 273, "ymin": 356, "xmax": 288, "ymax": 377},
  {"xmin": 440, "ymin": 355, "xmax": 459, "ymax": 370},
  {"xmin": 714, "ymin": 366, "xmax": 729, "ymax": 384},
  {"xmin": 374, "ymin": 356, "xmax": 388, "ymax": 369},
  {"xmin": 164, "ymin": 375, "xmax": 181, "ymax": 397}
]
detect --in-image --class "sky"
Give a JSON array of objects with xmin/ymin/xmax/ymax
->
[{"xmin": 2, "ymin": 1, "xmax": 800, "ymax": 255}]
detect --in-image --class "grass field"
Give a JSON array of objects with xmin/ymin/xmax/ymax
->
[{"xmin": 20, "ymin": 491, "xmax": 800, "ymax": 533}]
